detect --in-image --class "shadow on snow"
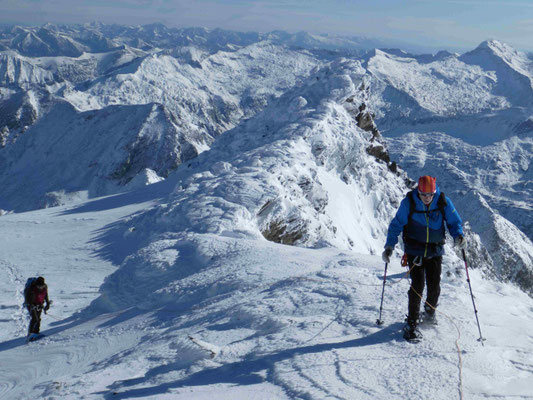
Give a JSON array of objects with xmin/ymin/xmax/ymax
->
[{"xmin": 101, "ymin": 323, "xmax": 403, "ymax": 399}]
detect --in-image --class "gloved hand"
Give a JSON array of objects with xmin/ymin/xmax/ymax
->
[
  {"xmin": 44, "ymin": 302, "xmax": 50, "ymax": 314},
  {"xmin": 454, "ymin": 235, "xmax": 465, "ymax": 249},
  {"xmin": 382, "ymin": 246, "xmax": 393, "ymax": 264}
]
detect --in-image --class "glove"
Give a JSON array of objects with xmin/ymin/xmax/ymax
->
[
  {"xmin": 382, "ymin": 247, "xmax": 393, "ymax": 264},
  {"xmin": 454, "ymin": 235, "xmax": 465, "ymax": 249},
  {"xmin": 44, "ymin": 302, "xmax": 50, "ymax": 314}
]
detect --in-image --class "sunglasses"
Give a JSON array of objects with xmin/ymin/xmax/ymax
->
[{"xmin": 418, "ymin": 192, "xmax": 435, "ymax": 198}]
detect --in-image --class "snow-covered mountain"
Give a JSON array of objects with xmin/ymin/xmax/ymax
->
[
  {"xmin": 0, "ymin": 39, "xmax": 320, "ymax": 210},
  {"xmin": 0, "ymin": 23, "xmax": 428, "ymax": 57},
  {"xmin": 1, "ymin": 24, "xmax": 531, "ymax": 294},
  {"xmin": 358, "ymin": 40, "xmax": 533, "ymax": 293},
  {"xmin": 95, "ymin": 59, "xmax": 404, "ymax": 262},
  {"xmin": 365, "ymin": 40, "xmax": 533, "ymax": 140},
  {"xmin": 0, "ymin": 78, "xmax": 530, "ymax": 397},
  {"xmin": 0, "ymin": 23, "xmax": 533, "ymax": 399}
]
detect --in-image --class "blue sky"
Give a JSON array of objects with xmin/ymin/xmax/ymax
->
[{"xmin": 1, "ymin": 0, "xmax": 532, "ymax": 52}]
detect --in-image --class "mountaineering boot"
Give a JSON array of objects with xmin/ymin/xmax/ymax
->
[
  {"xmin": 403, "ymin": 317, "xmax": 422, "ymax": 342},
  {"xmin": 26, "ymin": 333, "xmax": 45, "ymax": 343},
  {"xmin": 422, "ymin": 304, "xmax": 438, "ymax": 325}
]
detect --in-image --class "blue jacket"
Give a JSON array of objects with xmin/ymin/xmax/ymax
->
[{"xmin": 385, "ymin": 186, "xmax": 463, "ymax": 257}]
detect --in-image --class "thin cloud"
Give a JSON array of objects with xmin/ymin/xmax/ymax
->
[{"xmin": 446, "ymin": 0, "xmax": 533, "ymax": 7}]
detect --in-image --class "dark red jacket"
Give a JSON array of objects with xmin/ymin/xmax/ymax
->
[{"xmin": 26, "ymin": 284, "xmax": 49, "ymax": 306}]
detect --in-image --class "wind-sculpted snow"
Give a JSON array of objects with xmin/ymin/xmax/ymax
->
[
  {"xmin": 4, "ymin": 204, "xmax": 532, "ymax": 399},
  {"xmin": 0, "ymin": 24, "xmax": 533, "ymax": 399}
]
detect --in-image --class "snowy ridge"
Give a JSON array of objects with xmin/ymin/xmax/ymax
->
[
  {"xmin": 0, "ymin": 53, "xmax": 56, "ymax": 87},
  {"xmin": 0, "ymin": 23, "xmax": 531, "ymax": 295},
  {"xmin": 0, "ymin": 42, "xmax": 319, "ymax": 210},
  {"xmin": 94, "ymin": 60, "xmax": 405, "ymax": 273},
  {"xmin": 368, "ymin": 48, "xmax": 507, "ymax": 116},
  {"xmin": 2, "ymin": 198, "xmax": 533, "ymax": 398},
  {"xmin": 64, "ymin": 41, "xmax": 318, "ymax": 119},
  {"xmin": 0, "ymin": 23, "xmax": 428, "ymax": 57},
  {"xmin": 2, "ymin": 25, "xmax": 116, "ymax": 57},
  {"xmin": 365, "ymin": 44, "xmax": 533, "ymax": 143},
  {"xmin": 460, "ymin": 40, "xmax": 533, "ymax": 93}
]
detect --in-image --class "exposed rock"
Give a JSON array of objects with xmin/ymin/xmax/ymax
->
[{"xmin": 261, "ymin": 218, "xmax": 306, "ymax": 245}]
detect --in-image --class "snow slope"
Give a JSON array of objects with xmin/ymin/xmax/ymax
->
[
  {"xmin": 365, "ymin": 41, "xmax": 533, "ymax": 144},
  {"xmin": 97, "ymin": 58, "xmax": 405, "ymax": 256},
  {"xmin": 0, "ymin": 40, "xmax": 320, "ymax": 211},
  {"xmin": 1, "ymin": 191, "xmax": 532, "ymax": 399}
]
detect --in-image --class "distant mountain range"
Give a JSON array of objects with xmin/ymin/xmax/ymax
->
[{"xmin": 0, "ymin": 22, "xmax": 442, "ymax": 57}]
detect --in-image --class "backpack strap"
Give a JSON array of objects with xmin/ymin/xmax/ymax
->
[
  {"xmin": 407, "ymin": 190, "xmax": 417, "ymax": 220},
  {"xmin": 436, "ymin": 192, "xmax": 447, "ymax": 220}
]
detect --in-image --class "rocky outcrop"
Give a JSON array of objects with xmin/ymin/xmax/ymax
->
[{"xmin": 344, "ymin": 94, "xmax": 398, "ymax": 173}]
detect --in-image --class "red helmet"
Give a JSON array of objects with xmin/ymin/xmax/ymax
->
[{"xmin": 418, "ymin": 176, "xmax": 436, "ymax": 193}]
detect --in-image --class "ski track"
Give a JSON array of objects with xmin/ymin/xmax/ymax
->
[{"xmin": 1, "ymin": 260, "xmax": 27, "ymax": 338}]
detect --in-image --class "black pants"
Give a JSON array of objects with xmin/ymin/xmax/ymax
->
[
  {"xmin": 407, "ymin": 255, "xmax": 442, "ymax": 322},
  {"xmin": 27, "ymin": 305, "xmax": 43, "ymax": 334}
]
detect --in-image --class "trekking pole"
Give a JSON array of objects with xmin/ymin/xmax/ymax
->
[
  {"xmin": 376, "ymin": 262, "xmax": 389, "ymax": 326},
  {"xmin": 462, "ymin": 249, "xmax": 486, "ymax": 346}
]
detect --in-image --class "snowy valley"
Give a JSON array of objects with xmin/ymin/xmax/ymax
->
[{"xmin": 0, "ymin": 23, "xmax": 532, "ymax": 399}]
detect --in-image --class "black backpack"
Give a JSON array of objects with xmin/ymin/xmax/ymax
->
[{"xmin": 23, "ymin": 277, "xmax": 38, "ymax": 304}]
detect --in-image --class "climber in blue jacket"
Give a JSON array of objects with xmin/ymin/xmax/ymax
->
[{"xmin": 382, "ymin": 176, "xmax": 465, "ymax": 340}]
